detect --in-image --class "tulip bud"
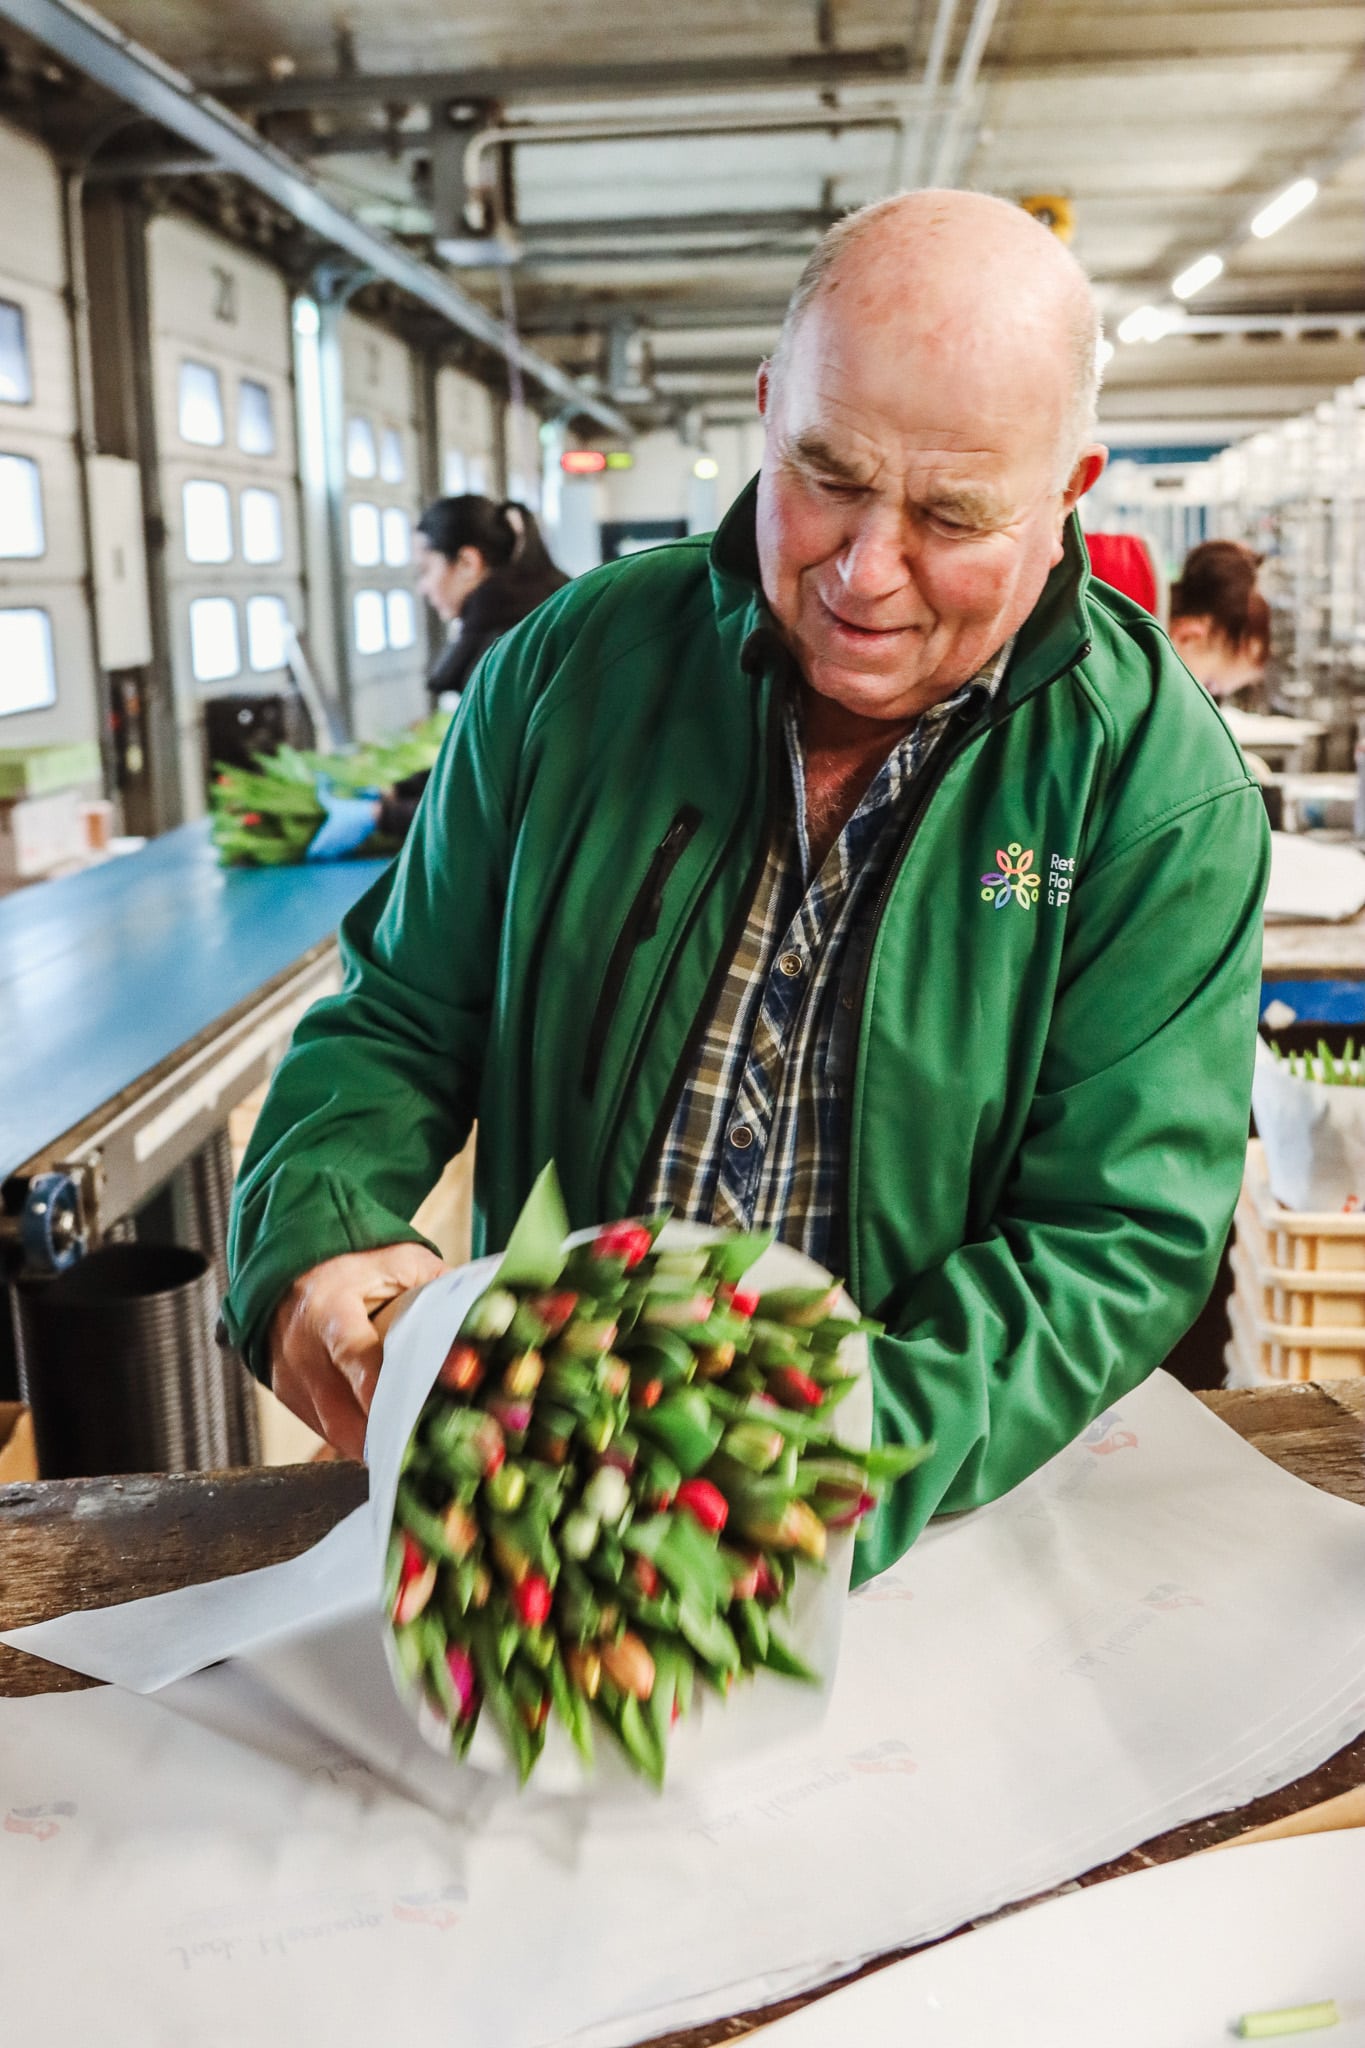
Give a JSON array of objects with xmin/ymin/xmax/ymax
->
[
  {"xmin": 729, "ymin": 1286, "xmax": 761, "ymax": 1318},
  {"xmin": 558, "ymin": 1315, "xmax": 620, "ymax": 1358},
  {"xmin": 437, "ymin": 1340, "xmax": 485, "ymax": 1395},
  {"xmin": 392, "ymin": 1553, "xmax": 437, "ymax": 1625},
  {"xmin": 521, "ymin": 1695, "xmax": 551, "ymax": 1732},
  {"xmin": 743, "ymin": 1499, "xmax": 826, "ymax": 1561},
  {"xmin": 722, "ymin": 1421, "xmax": 785, "ymax": 1471},
  {"xmin": 460, "ymin": 1287, "xmax": 519, "ymax": 1341},
  {"xmin": 582, "ymin": 1463, "xmax": 630, "ymax": 1524},
  {"xmin": 729, "ymin": 1554, "xmax": 761, "ymax": 1601},
  {"xmin": 823, "ymin": 1489, "xmax": 877, "ymax": 1530},
  {"xmin": 642, "ymin": 1292, "xmax": 715, "ymax": 1328},
  {"xmin": 441, "ymin": 1501, "xmax": 478, "ymax": 1559},
  {"xmin": 470, "ymin": 1563, "xmax": 492, "ymax": 1608},
  {"xmin": 513, "ymin": 1574, "xmax": 553, "ymax": 1628},
  {"xmin": 770, "ymin": 1365, "xmax": 824, "ymax": 1410},
  {"xmin": 559, "ymin": 1508, "xmax": 600, "ymax": 1560},
  {"xmin": 491, "ymin": 1531, "xmax": 531, "ymax": 1585},
  {"xmin": 592, "ymin": 1221, "xmax": 653, "ymax": 1269},
  {"xmin": 528, "ymin": 1290, "xmax": 578, "ymax": 1337},
  {"xmin": 486, "ymin": 1396, "xmax": 533, "ymax": 1441},
  {"xmin": 599, "ymin": 1443, "xmax": 636, "ymax": 1476},
  {"xmin": 631, "ymin": 1376, "xmax": 663, "ymax": 1409},
  {"xmin": 501, "ymin": 1348, "xmax": 544, "ymax": 1398},
  {"xmin": 676, "ymin": 1477, "xmax": 729, "ymax": 1534},
  {"xmin": 474, "ymin": 1414, "xmax": 507, "ymax": 1475},
  {"xmin": 565, "ymin": 1645, "xmax": 602, "ymax": 1699},
  {"xmin": 445, "ymin": 1644, "xmax": 478, "ymax": 1720},
  {"xmin": 601, "ymin": 1631, "xmax": 656, "ymax": 1701},
  {"xmin": 630, "ymin": 1555, "xmax": 661, "ymax": 1599},
  {"xmin": 578, "ymin": 1408, "xmax": 616, "ymax": 1454},
  {"xmin": 696, "ymin": 1341, "xmax": 736, "ymax": 1379},
  {"xmin": 484, "ymin": 1462, "xmax": 527, "ymax": 1514},
  {"xmin": 599, "ymin": 1356, "xmax": 631, "ymax": 1398}
]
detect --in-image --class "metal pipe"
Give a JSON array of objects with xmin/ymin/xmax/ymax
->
[
  {"xmin": 907, "ymin": 0, "xmax": 959, "ymax": 185},
  {"xmin": 462, "ymin": 102, "xmax": 925, "ymax": 228},
  {"xmin": 0, "ymin": 0, "xmax": 628, "ymax": 433},
  {"xmin": 928, "ymin": 0, "xmax": 1003, "ymax": 187}
]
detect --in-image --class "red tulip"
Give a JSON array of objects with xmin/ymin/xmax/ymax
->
[{"xmin": 676, "ymin": 1478, "xmax": 728, "ymax": 1534}]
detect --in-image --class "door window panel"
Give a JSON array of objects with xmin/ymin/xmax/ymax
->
[
  {"xmin": 348, "ymin": 501, "xmax": 381, "ymax": 567},
  {"xmin": 346, "ymin": 415, "xmax": 377, "ymax": 479},
  {"xmin": 182, "ymin": 479, "xmax": 233, "ymax": 564},
  {"xmin": 178, "ymin": 360, "xmax": 226, "ymax": 447},
  {"xmin": 241, "ymin": 486, "xmax": 284, "ymax": 565},
  {"xmin": 0, "ymin": 607, "xmax": 55, "ymax": 715},
  {"xmin": 379, "ymin": 427, "xmax": 405, "ymax": 483},
  {"xmin": 247, "ymin": 595, "xmax": 290, "ymax": 671},
  {"xmin": 0, "ymin": 453, "xmax": 45, "ymax": 557},
  {"xmin": 382, "ymin": 506, "xmax": 411, "ymax": 566},
  {"xmin": 237, "ymin": 378, "xmax": 276, "ymax": 456},
  {"xmin": 189, "ymin": 596, "xmax": 241, "ymax": 681},
  {"xmin": 0, "ymin": 300, "xmax": 32, "ymax": 405},
  {"xmin": 385, "ymin": 588, "xmax": 416, "ymax": 649},
  {"xmin": 353, "ymin": 589, "xmax": 386, "ymax": 654}
]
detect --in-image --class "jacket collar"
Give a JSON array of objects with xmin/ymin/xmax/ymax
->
[{"xmin": 709, "ymin": 474, "xmax": 1093, "ymax": 700}]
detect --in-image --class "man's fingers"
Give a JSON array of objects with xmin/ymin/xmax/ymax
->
[
  {"xmin": 302, "ymin": 1361, "xmax": 370, "ymax": 1462},
  {"xmin": 322, "ymin": 1297, "xmax": 386, "ymax": 1411}
]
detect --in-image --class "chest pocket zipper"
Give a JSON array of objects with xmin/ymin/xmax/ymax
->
[{"xmin": 581, "ymin": 804, "xmax": 703, "ymax": 1098}]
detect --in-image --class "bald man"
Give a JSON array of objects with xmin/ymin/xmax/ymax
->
[{"xmin": 226, "ymin": 192, "xmax": 1269, "ymax": 1577}]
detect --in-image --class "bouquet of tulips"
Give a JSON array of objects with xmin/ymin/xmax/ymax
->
[
  {"xmin": 383, "ymin": 1168, "xmax": 929, "ymax": 1786},
  {"xmin": 209, "ymin": 714, "xmax": 450, "ymax": 867}
]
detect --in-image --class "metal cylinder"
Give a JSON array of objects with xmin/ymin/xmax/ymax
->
[{"xmin": 11, "ymin": 1242, "xmax": 250, "ymax": 1478}]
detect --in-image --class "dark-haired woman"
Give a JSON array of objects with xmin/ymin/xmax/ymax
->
[
  {"xmin": 416, "ymin": 495, "xmax": 568, "ymax": 705},
  {"xmin": 1169, "ymin": 539, "xmax": 1269, "ymax": 700}
]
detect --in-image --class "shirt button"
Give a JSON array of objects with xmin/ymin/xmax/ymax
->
[
  {"xmin": 729, "ymin": 1123, "xmax": 754, "ymax": 1150},
  {"xmin": 778, "ymin": 951, "xmax": 804, "ymax": 978}
]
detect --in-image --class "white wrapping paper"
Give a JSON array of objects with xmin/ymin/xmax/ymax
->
[
  {"xmin": 2, "ymin": 1372, "xmax": 1364, "ymax": 2048},
  {"xmin": 2, "ymin": 1232, "xmax": 870, "ymax": 1802},
  {"xmin": 1252, "ymin": 1036, "xmax": 1365, "ymax": 1211}
]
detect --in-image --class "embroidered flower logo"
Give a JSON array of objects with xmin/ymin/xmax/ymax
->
[{"xmin": 980, "ymin": 842, "xmax": 1041, "ymax": 911}]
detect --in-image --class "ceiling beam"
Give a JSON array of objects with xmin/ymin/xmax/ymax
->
[
  {"xmin": 0, "ymin": 0, "xmax": 628, "ymax": 431},
  {"xmin": 215, "ymin": 46, "xmax": 917, "ymax": 114}
]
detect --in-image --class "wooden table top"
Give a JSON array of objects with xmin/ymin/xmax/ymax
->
[
  {"xmin": 3, "ymin": 1381, "xmax": 1362, "ymax": 2047},
  {"xmin": 1262, "ymin": 909, "xmax": 1365, "ymax": 980}
]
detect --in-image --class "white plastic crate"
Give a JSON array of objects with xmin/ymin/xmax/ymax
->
[{"xmin": 1225, "ymin": 1140, "xmax": 1365, "ymax": 1383}]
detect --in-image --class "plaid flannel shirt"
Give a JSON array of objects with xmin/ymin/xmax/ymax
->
[{"xmin": 648, "ymin": 637, "xmax": 1014, "ymax": 1271}]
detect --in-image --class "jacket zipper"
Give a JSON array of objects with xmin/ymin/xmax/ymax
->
[
  {"xmin": 625, "ymin": 683, "xmax": 786, "ymax": 1211},
  {"xmin": 581, "ymin": 803, "xmax": 703, "ymax": 1098},
  {"xmin": 840, "ymin": 636, "xmax": 1091, "ymax": 1296}
]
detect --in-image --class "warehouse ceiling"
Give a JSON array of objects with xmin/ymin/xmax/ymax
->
[{"xmin": 13, "ymin": 0, "xmax": 1365, "ymax": 440}]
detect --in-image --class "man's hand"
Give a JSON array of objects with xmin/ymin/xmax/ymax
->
[{"xmin": 269, "ymin": 1242, "xmax": 447, "ymax": 1459}]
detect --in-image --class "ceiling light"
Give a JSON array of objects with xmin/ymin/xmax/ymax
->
[
  {"xmin": 560, "ymin": 448, "xmax": 607, "ymax": 475},
  {"xmin": 1171, "ymin": 253, "xmax": 1224, "ymax": 301},
  {"xmin": 292, "ymin": 297, "xmax": 320, "ymax": 338},
  {"xmin": 1096, "ymin": 337, "xmax": 1115, "ymax": 371},
  {"xmin": 1116, "ymin": 304, "xmax": 1185, "ymax": 346},
  {"xmin": 1250, "ymin": 178, "xmax": 1319, "ymax": 240},
  {"xmin": 693, "ymin": 456, "xmax": 720, "ymax": 480}
]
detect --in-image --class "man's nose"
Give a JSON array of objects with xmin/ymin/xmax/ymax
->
[{"xmin": 836, "ymin": 512, "xmax": 913, "ymax": 602}]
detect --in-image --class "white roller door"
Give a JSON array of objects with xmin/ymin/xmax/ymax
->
[
  {"xmin": 340, "ymin": 314, "xmax": 424, "ymax": 741},
  {"xmin": 146, "ymin": 215, "xmax": 302, "ymax": 811},
  {"xmin": 0, "ymin": 120, "xmax": 98, "ymax": 757},
  {"xmin": 504, "ymin": 397, "xmax": 543, "ymax": 514}
]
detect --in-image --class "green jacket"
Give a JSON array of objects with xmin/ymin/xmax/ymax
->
[{"xmin": 225, "ymin": 483, "xmax": 1270, "ymax": 1582}]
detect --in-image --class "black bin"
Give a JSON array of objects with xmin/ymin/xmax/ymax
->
[{"xmin": 11, "ymin": 1244, "xmax": 253, "ymax": 1478}]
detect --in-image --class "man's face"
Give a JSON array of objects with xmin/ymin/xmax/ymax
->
[{"xmin": 754, "ymin": 290, "xmax": 1102, "ymax": 720}]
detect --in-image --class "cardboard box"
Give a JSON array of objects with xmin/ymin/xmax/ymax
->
[
  {"xmin": 0, "ymin": 786, "xmax": 87, "ymax": 881},
  {"xmin": 0, "ymin": 1402, "xmax": 37, "ymax": 1484},
  {"xmin": 0, "ymin": 742, "xmax": 102, "ymax": 801}
]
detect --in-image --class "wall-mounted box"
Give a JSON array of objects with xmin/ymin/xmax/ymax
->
[{"xmin": 89, "ymin": 454, "xmax": 152, "ymax": 670}]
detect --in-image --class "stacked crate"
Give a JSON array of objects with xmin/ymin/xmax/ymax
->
[{"xmin": 1227, "ymin": 1140, "xmax": 1365, "ymax": 1384}]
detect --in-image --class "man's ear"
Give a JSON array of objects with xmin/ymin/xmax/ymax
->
[
  {"xmin": 1063, "ymin": 444, "xmax": 1108, "ymax": 516},
  {"xmin": 756, "ymin": 359, "xmax": 772, "ymax": 418}
]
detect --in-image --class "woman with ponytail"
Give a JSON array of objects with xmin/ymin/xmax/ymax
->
[{"xmin": 415, "ymin": 495, "xmax": 568, "ymax": 705}]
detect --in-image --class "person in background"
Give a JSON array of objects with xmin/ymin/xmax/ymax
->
[
  {"xmin": 416, "ymin": 495, "xmax": 569, "ymax": 706},
  {"xmin": 1083, "ymin": 530, "xmax": 1160, "ymax": 615},
  {"xmin": 308, "ymin": 496, "xmax": 568, "ymax": 859},
  {"xmin": 1168, "ymin": 539, "xmax": 1270, "ymax": 699}
]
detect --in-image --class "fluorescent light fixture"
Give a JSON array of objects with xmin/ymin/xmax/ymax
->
[
  {"xmin": 693, "ymin": 456, "xmax": 720, "ymax": 480},
  {"xmin": 292, "ymin": 297, "xmax": 320, "ymax": 337},
  {"xmin": 1116, "ymin": 304, "xmax": 1182, "ymax": 346},
  {"xmin": 1250, "ymin": 177, "xmax": 1318, "ymax": 240},
  {"xmin": 1171, "ymin": 252, "xmax": 1224, "ymax": 300}
]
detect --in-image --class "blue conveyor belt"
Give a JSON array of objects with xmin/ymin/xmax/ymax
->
[{"xmin": 0, "ymin": 823, "xmax": 389, "ymax": 1181}]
